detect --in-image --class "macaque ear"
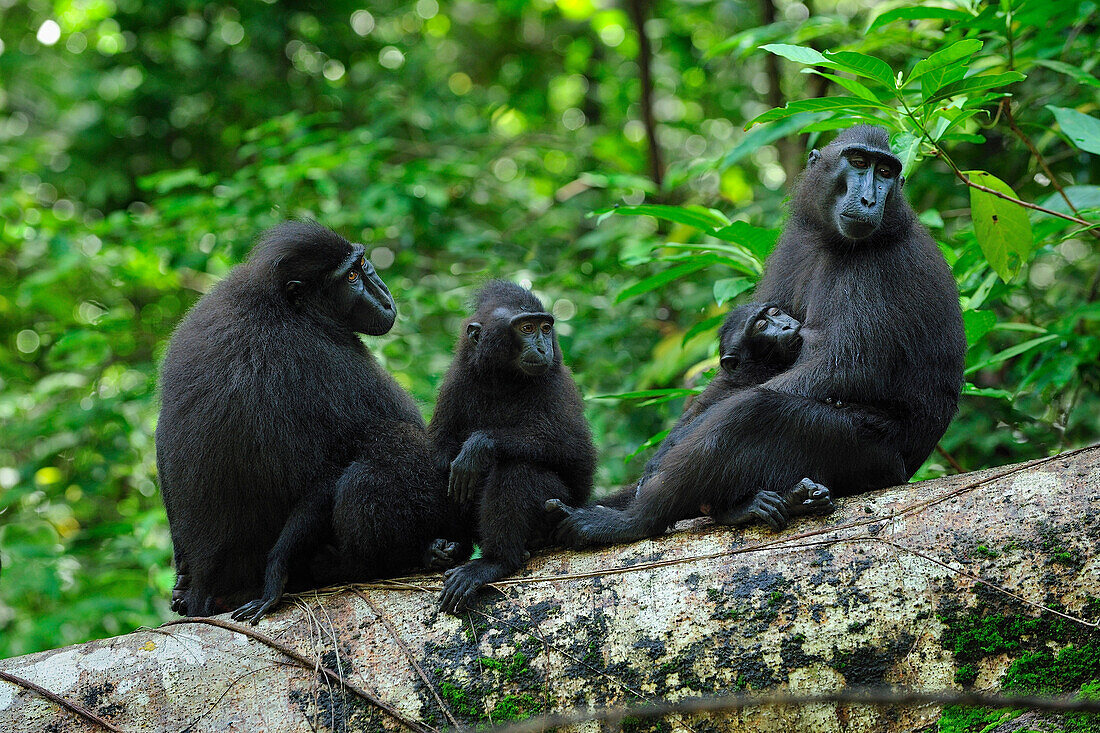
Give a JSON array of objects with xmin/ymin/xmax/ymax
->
[
  {"xmin": 466, "ymin": 322, "xmax": 482, "ymax": 343},
  {"xmin": 808, "ymin": 149, "xmax": 821, "ymax": 167}
]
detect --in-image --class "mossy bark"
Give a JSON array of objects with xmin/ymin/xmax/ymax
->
[{"xmin": 2, "ymin": 447, "xmax": 1098, "ymax": 732}]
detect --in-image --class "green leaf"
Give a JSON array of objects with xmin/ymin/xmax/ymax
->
[
  {"xmin": 920, "ymin": 209, "xmax": 945, "ymax": 229},
  {"xmin": 711, "ymin": 255, "xmax": 762, "ymax": 277},
  {"xmin": 961, "ymin": 383, "xmax": 1012, "ymax": 400},
  {"xmin": 594, "ymin": 204, "xmax": 725, "ymax": 233},
  {"xmin": 962, "ymin": 310, "xmax": 996, "ymax": 347},
  {"xmin": 590, "ymin": 388, "xmax": 699, "ymax": 401},
  {"xmin": 747, "ymin": 97, "xmax": 889, "ymax": 129},
  {"xmin": 925, "ymin": 72, "xmax": 1026, "ymax": 106},
  {"xmin": 1032, "ymin": 59, "xmax": 1100, "ymax": 89},
  {"xmin": 760, "ymin": 43, "xmax": 830, "ymax": 66},
  {"xmin": 659, "ymin": 241, "xmax": 756, "ymax": 259},
  {"xmin": 719, "ymin": 112, "xmax": 829, "ymax": 169},
  {"xmin": 713, "ymin": 277, "xmax": 754, "ymax": 306},
  {"xmin": 823, "ymin": 50, "xmax": 896, "ymax": 88},
  {"xmin": 1046, "ymin": 106, "xmax": 1100, "ymax": 155},
  {"xmin": 965, "ymin": 170, "xmax": 1035, "ymax": 282},
  {"xmin": 802, "ymin": 70, "xmax": 881, "ymax": 102},
  {"xmin": 682, "ymin": 313, "xmax": 727, "ymax": 347},
  {"xmin": 920, "ymin": 65, "xmax": 968, "ymax": 99},
  {"xmin": 868, "ymin": 6, "xmax": 970, "ymax": 31},
  {"xmin": 711, "ymin": 221, "xmax": 780, "ymax": 260},
  {"xmin": 1037, "ymin": 185, "xmax": 1100, "ymax": 215},
  {"xmin": 893, "ymin": 131, "xmax": 922, "ymax": 177},
  {"xmin": 964, "ymin": 334, "xmax": 1059, "ymax": 375},
  {"xmin": 615, "ymin": 255, "xmax": 720, "ymax": 303},
  {"xmin": 965, "ymin": 271, "xmax": 1000, "ymax": 311},
  {"xmin": 627, "ymin": 428, "xmax": 671, "ymax": 461},
  {"xmin": 907, "ymin": 40, "xmax": 983, "ymax": 88}
]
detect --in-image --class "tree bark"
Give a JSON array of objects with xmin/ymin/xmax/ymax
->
[
  {"xmin": 2, "ymin": 447, "xmax": 1098, "ymax": 732},
  {"xmin": 626, "ymin": 0, "xmax": 664, "ymax": 188}
]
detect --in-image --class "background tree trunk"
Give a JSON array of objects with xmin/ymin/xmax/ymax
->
[{"xmin": 2, "ymin": 447, "xmax": 1098, "ymax": 732}]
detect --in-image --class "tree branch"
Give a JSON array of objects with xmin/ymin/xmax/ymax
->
[{"xmin": 1001, "ymin": 100, "xmax": 1100, "ymax": 240}]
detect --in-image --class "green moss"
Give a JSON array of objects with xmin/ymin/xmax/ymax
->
[
  {"xmin": 438, "ymin": 681, "xmax": 479, "ymax": 719},
  {"xmin": 974, "ymin": 545, "xmax": 999, "ymax": 558},
  {"xmin": 490, "ymin": 693, "xmax": 541, "ymax": 722},
  {"xmin": 1002, "ymin": 644, "xmax": 1100, "ymax": 693},
  {"xmin": 478, "ymin": 650, "xmax": 532, "ymax": 682},
  {"xmin": 936, "ymin": 706, "xmax": 1018, "ymax": 733},
  {"xmin": 1041, "ymin": 536, "xmax": 1081, "ymax": 567},
  {"xmin": 936, "ymin": 602, "xmax": 1100, "ymax": 732},
  {"xmin": 938, "ymin": 611, "xmax": 1038, "ymax": 660},
  {"xmin": 954, "ymin": 664, "xmax": 978, "ymax": 686}
]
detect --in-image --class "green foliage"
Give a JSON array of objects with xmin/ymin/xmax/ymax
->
[
  {"xmin": 1, "ymin": 0, "xmax": 1098, "ymax": 660},
  {"xmin": 966, "ymin": 171, "xmax": 1035, "ymax": 282}
]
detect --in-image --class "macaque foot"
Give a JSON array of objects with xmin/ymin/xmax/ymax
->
[
  {"xmin": 230, "ymin": 571, "xmax": 287, "ymax": 625},
  {"xmin": 784, "ymin": 477, "xmax": 835, "ymax": 517},
  {"xmin": 544, "ymin": 499, "xmax": 601, "ymax": 548},
  {"xmin": 175, "ymin": 588, "xmax": 225, "ymax": 617},
  {"xmin": 231, "ymin": 593, "xmax": 283, "ymax": 626},
  {"xmin": 439, "ymin": 558, "xmax": 509, "ymax": 615},
  {"xmin": 544, "ymin": 499, "xmax": 652, "ymax": 548},
  {"xmin": 170, "ymin": 563, "xmax": 191, "ymax": 614},
  {"xmin": 715, "ymin": 490, "xmax": 790, "ymax": 531},
  {"xmin": 424, "ymin": 538, "xmax": 463, "ymax": 570}
]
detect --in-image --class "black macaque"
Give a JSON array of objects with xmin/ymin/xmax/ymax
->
[
  {"xmin": 430, "ymin": 281, "xmax": 596, "ymax": 614},
  {"xmin": 156, "ymin": 221, "xmax": 451, "ymax": 621},
  {"xmin": 549, "ymin": 125, "xmax": 965, "ymax": 547},
  {"xmin": 597, "ymin": 301, "xmax": 813, "ymax": 514},
  {"xmin": 634, "ymin": 302, "xmax": 806, "ymax": 492}
]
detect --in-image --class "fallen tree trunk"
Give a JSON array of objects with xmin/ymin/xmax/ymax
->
[{"xmin": 2, "ymin": 447, "xmax": 1098, "ymax": 732}]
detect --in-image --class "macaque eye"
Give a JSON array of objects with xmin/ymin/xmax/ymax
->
[
  {"xmin": 767, "ymin": 307, "xmax": 780, "ymax": 316},
  {"xmin": 850, "ymin": 156, "xmax": 869, "ymax": 169},
  {"xmin": 347, "ymin": 270, "xmax": 359, "ymax": 283},
  {"xmin": 878, "ymin": 166, "xmax": 895, "ymax": 179},
  {"xmin": 360, "ymin": 256, "xmax": 367, "ymax": 268},
  {"xmin": 752, "ymin": 319, "xmax": 767, "ymax": 334},
  {"xmin": 540, "ymin": 322, "xmax": 552, "ymax": 334},
  {"xmin": 520, "ymin": 322, "xmax": 535, "ymax": 334}
]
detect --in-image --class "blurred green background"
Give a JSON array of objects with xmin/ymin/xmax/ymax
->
[{"xmin": 1, "ymin": 0, "xmax": 1098, "ymax": 660}]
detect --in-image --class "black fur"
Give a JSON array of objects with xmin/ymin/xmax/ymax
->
[
  {"xmin": 430, "ymin": 281, "xmax": 596, "ymax": 613},
  {"xmin": 549, "ymin": 126, "xmax": 965, "ymax": 546},
  {"xmin": 635, "ymin": 302, "xmax": 803, "ymax": 491},
  {"xmin": 156, "ymin": 221, "xmax": 447, "ymax": 619}
]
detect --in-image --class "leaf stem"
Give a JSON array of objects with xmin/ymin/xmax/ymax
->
[{"xmin": 899, "ymin": 98, "xmax": 1093, "ymax": 226}]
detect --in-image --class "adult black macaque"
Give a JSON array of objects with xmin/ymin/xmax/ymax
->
[
  {"xmin": 430, "ymin": 281, "xmax": 596, "ymax": 614},
  {"xmin": 549, "ymin": 125, "xmax": 965, "ymax": 547},
  {"xmin": 157, "ymin": 221, "xmax": 450, "ymax": 620}
]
